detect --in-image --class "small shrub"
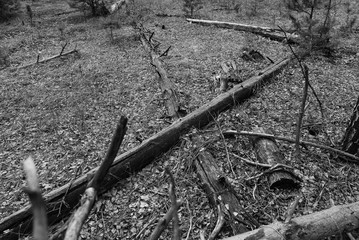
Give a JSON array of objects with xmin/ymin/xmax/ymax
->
[
  {"xmin": 183, "ymin": 0, "xmax": 203, "ymax": 17},
  {"xmin": 340, "ymin": 1, "xmax": 358, "ymax": 35},
  {"xmin": 284, "ymin": 0, "xmax": 337, "ymax": 55},
  {"xmin": 0, "ymin": 0, "xmax": 21, "ymax": 21},
  {"xmin": 67, "ymin": 0, "xmax": 109, "ymax": 16},
  {"xmin": 0, "ymin": 47, "xmax": 10, "ymax": 69}
]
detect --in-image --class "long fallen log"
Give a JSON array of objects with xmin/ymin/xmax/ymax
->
[
  {"xmin": 0, "ymin": 55, "xmax": 293, "ymax": 239},
  {"xmin": 139, "ymin": 28, "xmax": 183, "ymax": 118},
  {"xmin": 222, "ymin": 200, "xmax": 359, "ymax": 240},
  {"xmin": 186, "ymin": 18, "xmax": 298, "ymax": 44}
]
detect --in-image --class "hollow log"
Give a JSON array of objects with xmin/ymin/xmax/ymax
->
[
  {"xmin": 222, "ymin": 201, "xmax": 359, "ymax": 240},
  {"xmin": 186, "ymin": 18, "xmax": 298, "ymax": 44},
  {"xmin": 251, "ymin": 127, "xmax": 300, "ymax": 189},
  {"xmin": 0, "ymin": 56, "xmax": 293, "ymax": 240},
  {"xmin": 195, "ymin": 150, "xmax": 259, "ymax": 238}
]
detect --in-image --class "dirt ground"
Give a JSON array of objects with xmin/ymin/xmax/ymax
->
[{"xmin": 1, "ymin": 0, "xmax": 359, "ymax": 239}]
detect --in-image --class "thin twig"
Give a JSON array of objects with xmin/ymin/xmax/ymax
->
[
  {"xmin": 184, "ymin": 200, "xmax": 193, "ymax": 240},
  {"xmin": 59, "ymin": 42, "xmax": 68, "ymax": 55},
  {"xmin": 225, "ymin": 130, "xmax": 359, "ymax": 162},
  {"xmin": 210, "ymin": 113, "xmax": 236, "ymax": 177},
  {"xmin": 159, "ymin": 46, "xmax": 171, "ymax": 57},
  {"xmin": 295, "ymin": 63, "xmax": 309, "ymax": 156},
  {"xmin": 278, "ymin": 25, "xmax": 309, "ymax": 156},
  {"xmin": 232, "ymin": 153, "xmax": 272, "ymax": 168}
]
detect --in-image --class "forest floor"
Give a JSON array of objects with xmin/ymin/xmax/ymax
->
[{"xmin": 1, "ymin": 0, "xmax": 359, "ymax": 239}]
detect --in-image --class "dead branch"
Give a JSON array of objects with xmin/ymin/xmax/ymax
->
[
  {"xmin": 295, "ymin": 64, "xmax": 309, "ymax": 155},
  {"xmin": 19, "ymin": 47, "xmax": 78, "ymax": 69},
  {"xmin": 165, "ymin": 168, "xmax": 181, "ymax": 240},
  {"xmin": 225, "ymin": 130, "xmax": 359, "ymax": 162},
  {"xmin": 23, "ymin": 157, "xmax": 48, "ymax": 240},
  {"xmin": 88, "ymin": 116, "xmax": 128, "ymax": 190},
  {"xmin": 64, "ymin": 117, "xmax": 127, "ymax": 240},
  {"xmin": 149, "ymin": 200, "xmax": 183, "ymax": 240},
  {"xmin": 187, "ymin": 18, "xmax": 298, "ymax": 43},
  {"xmin": 59, "ymin": 42, "xmax": 68, "ymax": 56},
  {"xmin": 138, "ymin": 28, "xmax": 183, "ymax": 119},
  {"xmin": 209, "ymin": 205, "xmax": 225, "ymax": 240}
]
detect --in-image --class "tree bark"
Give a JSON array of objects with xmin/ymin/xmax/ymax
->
[
  {"xmin": 251, "ymin": 127, "xmax": 301, "ymax": 189},
  {"xmin": 222, "ymin": 201, "xmax": 359, "ymax": 240},
  {"xmin": 186, "ymin": 18, "xmax": 298, "ymax": 44},
  {"xmin": 341, "ymin": 95, "xmax": 359, "ymax": 161},
  {"xmin": 0, "ymin": 56, "xmax": 293, "ymax": 240},
  {"xmin": 195, "ymin": 150, "xmax": 259, "ymax": 238}
]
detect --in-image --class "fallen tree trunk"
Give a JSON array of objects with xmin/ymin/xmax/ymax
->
[
  {"xmin": 186, "ymin": 18, "xmax": 298, "ymax": 44},
  {"xmin": 251, "ymin": 127, "xmax": 301, "ymax": 189},
  {"xmin": 195, "ymin": 149, "xmax": 259, "ymax": 239},
  {"xmin": 139, "ymin": 27, "xmax": 183, "ymax": 119},
  {"xmin": 222, "ymin": 201, "xmax": 359, "ymax": 240},
  {"xmin": 0, "ymin": 56, "xmax": 293, "ymax": 240}
]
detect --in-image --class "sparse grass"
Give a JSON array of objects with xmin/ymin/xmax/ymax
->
[{"xmin": 0, "ymin": 0, "xmax": 359, "ymax": 239}]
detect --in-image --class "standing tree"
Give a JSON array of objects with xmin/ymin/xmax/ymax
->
[
  {"xmin": 67, "ymin": 0, "xmax": 109, "ymax": 16},
  {"xmin": 183, "ymin": 0, "xmax": 203, "ymax": 17},
  {"xmin": 284, "ymin": 0, "xmax": 337, "ymax": 56},
  {"xmin": 341, "ymin": 96, "xmax": 359, "ymax": 161}
]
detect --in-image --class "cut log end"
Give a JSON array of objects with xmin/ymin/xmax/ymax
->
[{"xmin": 268, "ymin": 170, "xmax": 301, "ymax": 189}]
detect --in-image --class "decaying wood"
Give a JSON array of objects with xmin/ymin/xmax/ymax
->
[
  {"xmin": 186, "ymin": 18, "xmax": 298, "ymax": 44},
  {"xmin": 224, "ymin": 130, "xmax": 359, "ymax": 162},
  {"xmin": 0, "ymin": 56, "xmax": 293, "ymax": 239},
  {"xmin": 195, "ymin": 150, "xmax": 259, "ymax": 238},
  {"xmin": 138, "ymin": 27, "xmax": 184, "ymax": 119},
  {"xmin": 251, "ymin": 127, "xmax": 301, "ymax": 189},
  {"xmin": 64, "ymin": 117, "xmax": 127, "ymax": 240},
  {"xmin": 23, "ymin": 157, "xmax": 48, "ymax": 240},
  {"xmin": 222, "ymin": 200, "xmax": 359, "ymax": 240},
  {"xmin": 18, "ymin": 46, "xmax": 78, "ymax": 69}
]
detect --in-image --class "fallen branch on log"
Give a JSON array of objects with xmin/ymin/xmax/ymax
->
[
  {"xmin": 0, "ymin": 55, "xmax": 293, "ymax": 239},
  {"xmin": 224, "ymin": 130, "xmax": 359, "ymax": 163},
  {"xmin": 138, "ymin": 26, "xmax": 184, "ymax": 119},
  {"xmin": 186, "ymin": 18, "xmax": 298, "ymax": 44},
  {"xmin": 18, "ymin": 44, "xmax": 78, "ymax": 69},
  {"xmin": 222, "ymin": 200, "xmax": 359, "ymax": 240}
]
